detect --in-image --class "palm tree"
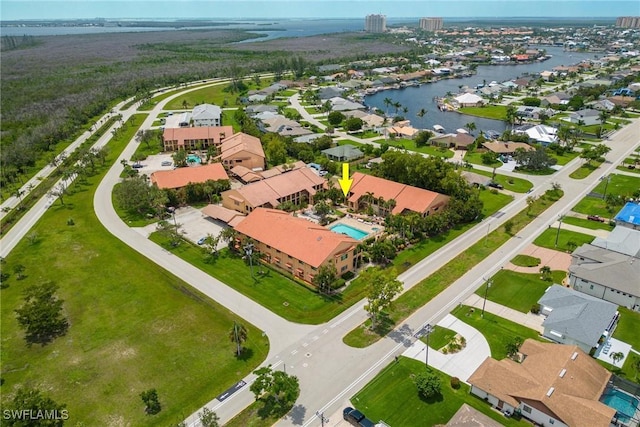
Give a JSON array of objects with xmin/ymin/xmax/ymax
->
[
  {"xmin": 416, "ymin": 108, "xmax": 427, "ymax": 118},
  {"xmin": 383, "ymin": 97, "xmax": 392, "ymax": 116},
  {"xmin": 182, "ymin": 99, "xmax": 188, "ymax": 110},
  {"xmin": 505, "ymin": 106, "xmax": 518, "ymax": 130},
  {"xmin": 464, "ymin": 122, "xmax": 477, "ymax": 135},
  {"xmin": 229, "ymin": 322, "xmax": 248, "ymax": 356},
  {"xmin": 393, "ymin": 101, "xmax": 402, "ymax": 116}
]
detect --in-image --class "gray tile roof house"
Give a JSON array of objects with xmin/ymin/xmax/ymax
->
[
  {"xmin": 591, "ymin": 227, "xmax": 640, "ymax": 258},
  {"xmin": 321, "ymin": 145, "xmax": 364, "ymax": 162},
  {"xmin": 538, "ymin": 285, "xmax": 619, "ymax": 353}
]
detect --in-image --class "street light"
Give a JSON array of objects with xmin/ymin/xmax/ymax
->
[
  {"xmin": 603, "ymin": 175, "xmax": 611, "ymax": 200},
  {"xmin": 316, "ymin": 411, "xmax": 329, "ymax": 427},
  {"xmin": 244, "ymin": 242, "xmax": 255, "ymax": 279},
  {"xmin": 554, "ymin": 215, "xmax": 564, "ymax": 248},
  {"xmin": 424, "ymin": 324, "xmax": 433, "ymax": 368},
  {"xmin": 481, "ymin": 279, "xmax": 493, "ymax": 318}
]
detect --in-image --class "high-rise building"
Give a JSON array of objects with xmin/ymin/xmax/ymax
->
[
  {"xmin": 365, "ymin": 14, "xmax": 386, "ymax": 33},
  {"xmin": 616, "ymin": 16, "xmax": 640, "ymax": 28},
  {"xmin": 419, "ymin": 17, "xmax": 443, "ymax": 32}
]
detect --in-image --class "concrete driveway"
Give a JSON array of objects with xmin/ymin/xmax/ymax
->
[{"xmin": 402, "ymin": 314, "xmax": 490, "ymax": 382}]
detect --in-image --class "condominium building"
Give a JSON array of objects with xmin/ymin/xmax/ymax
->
[
  {"xmin": 616, "ymin": 16, "xmax": 640, "ymax": 28},
  {"xmin": 162, "ymin": 126, "xmax": 233, "ymax": 151},
  {"xmin": 419, "ymin": 17, "xmax": 443, "ymax": 32},
  {"xmin": 365, "ymin": 14, "xmax": 386, "ymax": 33}
]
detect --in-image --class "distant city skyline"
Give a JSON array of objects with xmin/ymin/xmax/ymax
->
[{"xmin": 1, "ymin": 1, "xmax": 637, "ymax": 21}]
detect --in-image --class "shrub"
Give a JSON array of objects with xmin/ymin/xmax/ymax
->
[
  {"xmin": 341, "ymin": 271, "xmax": 355, "ymax": 281},
  {"xmin": 530, "ymin": 303, "xmax": 541, "ymax": 314},
  {"xmin": 450, "ymin": 377, "xmax": 461, "ymax": 389},
  {"xmin": 331, "ymin": 278, "xmax": 346, "ymax": 290},
  {"xmin": 414, "ymin": 372, "xmax": 442, "ymax": 399}
]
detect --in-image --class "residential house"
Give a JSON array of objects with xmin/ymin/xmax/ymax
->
[
  {"xmin": 162, "ymin": 126, "xmax": 233, "ymax": 151},
  {"xmin": 515, "ymin": 124, "xmax": 558, "ymax": 146},
  {"xmin": 538, "ymin": 285, "xmax": 619, "ymax": 353},
  {"xmin": 150, "ymin": 163, "xmax": 229, "ymax": 190},
  {"xmin": 346, "ymin": 172, "xmax": 449, "ymax": 217},
  {"xmin": 606, "ymin": 96, "xmax": 636, "ymax": 108},
  {"xmin": 460, "ymin": 171, "xmax": 491, "ymax": 187},
  {"xmin": 317, "ymin": 86, "xmax": 345, "ymax": 100},
  {"xmin": 329, "ymin": 97, "xmax": 365, "ymax": 111},
  {"xmin": 430, "ymin": 132, "xmax": 475, "ymax": 150},
  {"xmin": 589, "ymin": 99, "xmax": 616, "ymax": 112},
  {"xmin": 221, "ymin": 167, "xmax": 325, "ymax": 213},
  {"xmin": 482, "ymin": 141, "xmax": 534, "ymax": 155},
  {"xmin": 614, "ymin": 202, "xmax": 640, "ymax": 230},
  {"xmin": 468, "ymin": 340, "xmax": 615, "ymax": 427},
  {"xmin": 454, "ymin": 93, "xmax": 484, "ymax": 107},
  {"xmin": 233, "ymin": 208, "xmax": 360, "ymax": 281},
  {"xmin": 216, "ymin": 132, "xmax": 266, "ymax": 171},
  {"xmin": 539, "ymin": 70, "xmax": 557, "ymax": 81},
  {"xmin": 178, "ymin": 112, "xmax": 191, "ymax": 127},
  {"xmin": 568, "ymin": 109, "xmax": 601, "ymax": 126},
  {"xmin": 569, "ymin": 243, "xmax": 640, "ymax": 311},
  {"xmin": 192, "ymin": 104, "xmax": 222, "ymax": 127},
  {"xmin": 321, "ymin": 145, "xmax": 364, "ymax": 162},
  {"xmin": 260, "ymin": 116, "xmax": 313, "ymax": 137},
  {"xmin": 245, "ymin": 104, "xmax": 278, "ymax": 116},
  {"xmin": 516, "ymin": 106, "xmax": 555, "ymax": 120},
  {"xmin": 540, "ymin": 92, "xmax": 571, "ymax": 107},
  {"xmin": 384, "ymin": 121, "xmax": 420, "ymax": 139}
]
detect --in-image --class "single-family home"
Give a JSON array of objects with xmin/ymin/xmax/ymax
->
[
  {"xmin": 516, "ymin": 106, "xmax": 555, "ymax": 120},
  {"xmin": 614, "ymin": 202, "xmax": 640, "ymax": 230},
  {"xmin": 468, "ymin": 340, "xmax": 615, "ymax": 427},
  {"xmin": 454, "ymin": 93, "xmax": 485, "ymax": 107},
  {"xmin": 346, "ymin": 172, "xmax": 449, "ymax": 217},
  {"xmin": 384, "ymin": 121, "xmax": 421, "ymax": 139},
  {"xmin": 260, "ymin": 116, "xmax": 313, "ymax": 137},
  {"xmin": 233, "ymin": 208, "xmax": 360, "ymax": 281},
  {"xmin": 216, "ymin": 132, "xmax": 265, "ymax": 171},
  {"xmin": 589, "ymin": 99, "xmax": 616, "ymax": 112},
  {"xmin": 192, "ymin": 104, "xmax": 222, "ymax": 127},
  {"xmin": 515, "ymin": 124, "xmax": 558, "ymax": 146},
  {"xmin": 150, "ymin": 163, "xmax": 229, "ymax": 190},
  {"xmin": 321, "ymin": 145, "xmax": 364, "ymax": 162},
  {"xmin": 430, "ymin": 132, "xmax": 475, "ymax": 150},
  {"xmin": 568, "ymin": 109, "xmax": 601, "ymax": 126},
  {"xmin": 481, "ymin": 141, "xmax": 534, "ymax": 155},
  {"xmin": 221, "ymin": 167, "xmax": 325, "ymax": 214},
  {"xmin": 538, "ymin": 285, "xmax": 619, "ymax": 353},
  {"xmin": 329, "ymin": 97, "xmax": 366, "ymax": 111},
  {"xmin": 539, "ymin": 70, "xmax": 557, "ymax": 81},
  {"xmin": 162, "ymin": 126, "xmax": 233, "ymax": 151},
  {"xmin": 460, "ymin": 171, "xmax": 491, "ymax": 187}
]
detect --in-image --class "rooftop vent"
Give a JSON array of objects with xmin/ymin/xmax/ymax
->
[
  {"xmin": 559, "ymin": 369, "xmax": 567, "ymax": 378},
  {"xmin": 571, "ymin": 352, "xmax": 579, "ymax": 360},
  {"xmin": 546, "ymin": 387, "xmax": 555, "ymax": 397}
]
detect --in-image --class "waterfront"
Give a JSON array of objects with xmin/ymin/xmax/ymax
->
[{"xmin": 364, "ymin": 46, "xmax": 599, "ymax": 134}]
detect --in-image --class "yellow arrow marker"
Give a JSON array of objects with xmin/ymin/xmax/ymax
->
[{"xmin": 338, "ymin": 163, "xmax": 353, "ymax": 197}]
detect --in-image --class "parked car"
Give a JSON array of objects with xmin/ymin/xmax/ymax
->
[
  {"xmin": 319, "ymin": 170, "xmax": 328, "ymax": 177},
  {"xmin": 343, "ymin": 407, "xmax": 365, "ymax": 425},
  {"xmin": 587, "ymin": 215, "xmax": 606, "ymax": 222},
  {"xmin": 132, "ymin": 163, "xmax": 144, "ymax": 169},
  {"xmin": 161, "ymin": 161, "xmax": 173, "ymax": 166},
  {"xmin": 197, "ymin": 237, "xmax": 207, "ymax": 245},
  {"xmin": 488, "ymin": 181, "xmax": 504, "ymax": 190}
]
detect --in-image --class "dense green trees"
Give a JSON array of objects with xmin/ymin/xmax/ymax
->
[
  {"xmin": 414, "ymin": 373, "xmax": 442, "ymax": 399},
  {"xmin": 140, "ymin": 389, "xmax": 161, "ymax": 415},
  {"xmin": 312, "ymin": 264, "xmax": 338, "ymax": 294},
  {"xmin": 3, "ymin": 387, "xmax": 67, "ymax": 426},
  {"xmin": 250, "ymin": 366, "xmax": 300, "ymax": 416},
  {"xmin": 362, "ymin": 268, "xmax": 403, "ymax": 329},
  {"xmin": 15, "ymin": 282, "xmax": 69, "ymax": 346},
  {"xmin": 513, "ymin": 147, "xmax": 557, "ymax": 171}
]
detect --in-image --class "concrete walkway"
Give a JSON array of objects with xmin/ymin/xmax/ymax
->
[
  {"xmin": 550, "ymin": 220, "xmax": 611, "ymax": 239},
  {"xmin": 402, "ymin": 314, "xmax": 491, "ymax": 382},
  {"xmin": 463, "ymin": 294, "xmax": 545, "ymax": 333}
]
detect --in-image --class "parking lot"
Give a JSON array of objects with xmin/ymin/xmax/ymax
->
[
  {"xmin": 173, "ymin": 206, "xmax": 228, "ymax": 250},
  {"xmin": 132, "ymin": 153, "xmax": 176, "ymax": 176}
]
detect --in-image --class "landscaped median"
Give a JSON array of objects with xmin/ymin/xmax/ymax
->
[
  {"xmin": 343, "ymin": 188, "xmax": 563, "ymax": 348},
  {"xmin": 0, "ymin": 114, "xmax": 270, "ymax": 426}
]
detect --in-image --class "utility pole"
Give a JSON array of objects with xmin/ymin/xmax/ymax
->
[
  {"xmin": 244, "ymin": 242, "xmax": 254, "ymax": 279},
  {"xmin": 424, "ymin": 324, "xmax": 433, "ymax": 368},
  {"xmin": 555, "ymin": 215, "xmax": 564, "ymax": 248},
  {"xmin": 481, "ymin": 279, "xmax": 493, "ymax": 318}
]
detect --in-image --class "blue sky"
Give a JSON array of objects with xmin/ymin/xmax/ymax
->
[{"xmin": 1, "ymin": 1, "xmax": 637, "ymax": 20}]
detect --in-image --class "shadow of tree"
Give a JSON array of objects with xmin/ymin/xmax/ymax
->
[
  {"xmin": 236, "ymin": 347, "xmax": 254, "ymax": 362},
  {"xmin": 286, "ymin": 403, "xmax": 307, "ymax": 425}
]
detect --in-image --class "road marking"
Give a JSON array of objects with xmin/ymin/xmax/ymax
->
[
  {"xmin": 302, "ymin": 342, "xmax": 309, "ymax": 347},
  {"xmin": 291, "ymin": 349, "xmax": 298, "ymax": 355},
  {"xmin": 312, "ymin": 335, "xmax": 319, "ymax": 341},
  {"xmin": 322, "ymin": 329, "xmax": 328, "ymax": 334}
]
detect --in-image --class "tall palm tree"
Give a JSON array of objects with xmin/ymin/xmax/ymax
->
[
  {"xmin": 383, "ymin": 97, "xmax": 392, "ymax": 116},
  {"xmin": 393, "ymin": 101, "xmax": 402, "ymax": 116},
  {"xmin": 505, "ymin": 106, "xmax": 517, "ymax": 130},
  {"xmin": 464, "ymin": 122, "xmax": 477, "ymax": 135},
  {"xmin": 416, "ymin": 108, "xmax": 427, "ymax": 118},
  {"xmin": 229, "ymin": 322, "xmax": 248, "ymax": 356}
]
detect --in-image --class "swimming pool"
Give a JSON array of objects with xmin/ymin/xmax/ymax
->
[
  {"xmin": 187, "ymin": 154, "xmax": 202, "ymax": 164},
  {"xmin": 330, "ymin": 224, "xmax": 368, "ymax": 240},
  {"xmin": 602, "ymin": 388, "xmax": 639, "ymax": 424}
]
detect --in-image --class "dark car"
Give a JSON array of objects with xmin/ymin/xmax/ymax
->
[
  {"xmin": 587, "ymin": 215, "xmax": 606, "ymax": 222},
  {"xmin": 358, "ymin": 417, "xmax": 376, "ymax": 427},
  {"xmin": 343, "ymin": 407, "xmax": 365, "ymax": 425},
  {"xmin": 488, "ymin": 181, "xmax": 504, "ymax": 190}
]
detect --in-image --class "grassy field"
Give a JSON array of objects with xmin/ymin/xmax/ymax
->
[
  {"xmin": 373, "ymin": 138, "xmax": 455, "ymax": 158},
  {"xmin": 476, "ymin": 270, "xmax": 555, "ymax": 313},
  {"xmin": 569, "ymin": 161, "xmax": 602, "ymax": 179},
  {"xmin": 613, "ymin": 307, "xmax": 640, "ymax": 351},
  {"xmin": 163, "ymin": 79, "xmax": 268, "ymax": 111},
  {"xmin": 343, "ymin": 189, "xmax": 562, "ymax": 348},
  {"xmin": 0, "ymin": 115, "xmax": 269, "ymax": 426},
  {"xmin": 451, "ymin": 306, "xmax": 543, "ymax": 359},
  {"xmin": 464, "ymin": 151, "xmax": 502, "ymax": 168},
  {"xmin": 468, "ymin": 168, "xmax": 534, "ymax": 193},
  {"xmin": 592, "ymin": 173, "xmax": 640, "ymax": 197},
  {"xmin": 458, "ymin": 105, "xmax": 509, "ymax": 120},
  {"xmin": 533, "ymin": 228, "xmax": 594, "ymax": 252},
  {"xmin": 549, "ymin": 150, "xmax": 580, "ymax": 166},
  {"xmin": 562, "ymin": 216, "xmax": 614, "ymax": 231},
  {"xmin": 149, "ymin": 235, "xmax": 368, "ymax": 324},
  {"xmin": 510, "ymin": 254, "xmax": 540, "ymax": 267},
  {"xmin": 423, "ymin": 325, "xmax": 457, "ymax": 350},
  {"xmin": 352, "ymin": 358, "xmax": 529, "ymax": 427}
]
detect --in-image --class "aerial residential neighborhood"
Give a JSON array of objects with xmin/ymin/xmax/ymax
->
[{"xmin": 1, "ymin": 4, "xmax": 640, "ymax": 427}]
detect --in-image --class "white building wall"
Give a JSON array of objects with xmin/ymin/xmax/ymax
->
[
  {"xmin": 520, "ymin": 403, "xmax": 568, "ymax": 427},
  {"xmin": 571, "ymin": 275, "xmax": 640, "ymax": 310}
]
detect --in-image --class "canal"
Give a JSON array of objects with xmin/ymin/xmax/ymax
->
[{"xmin": 364, "ymin": 46, "xmax": 599, "ymax": 134}]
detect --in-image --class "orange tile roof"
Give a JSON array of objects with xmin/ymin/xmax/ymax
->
[
  {"xmin": 217, "ymin": 132, "xmax": 265, "ymax": 160},
  {"xmin": 468, "ymin": 340, "xmax": 614, "ymax": 427},
  {"xmin": 151, "ymin": 163, "xmax": 229, "ymax": 189},
  {"xmin": 233, "ymin": 208, "xmax": 357, "ymax": 268},
  {"xmin": 348, "ymin": 172, "xmax": 448, "ymax": 215},
  {"xmin": 162, "ymin": 126, "xmax": 233, "ymax": 147},
  {"xmin": 201, "ymin": 204, "xmax": 245, "ymax": 224},
  {"xmin": 227, "ymin": 168, "xmax": 325, "ymax": 208}
]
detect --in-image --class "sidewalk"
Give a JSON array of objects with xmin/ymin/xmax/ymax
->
[{"xmin": 463, "ymin": 294, "xmax": 545, "ymax": 333}]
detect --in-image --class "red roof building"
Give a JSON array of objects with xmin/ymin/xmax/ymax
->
[{"xmin": 150, "ymin": 163, "xmax": 229, "ymax": 190}]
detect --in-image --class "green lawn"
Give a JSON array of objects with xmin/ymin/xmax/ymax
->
[
  {"xmin": 592, "ymin": 173, "xmax": 640, "ymax": 197},
  {"xmin": 382, "ymin": 138, "xmax": 455, "ymax": 158},
  {"xmin": 613, "ymin": 307, "xmax": 640, "ymax": 351},
  {"xmin": 549, "ymin": 150, "xmax": 580, "ymax": 166},
  {"xmin": 475, "ymin": 270, "xmax": 554, "ymax": 313},
  {"xmin": 617, "ymin": 166, "xmax": 640, "ymax": 174},
  {"xmin": 164, "ymin": 78, "xmax": 268, "ymax": 111},
  {"xmin": 148, "ymin": 236, "xmax": 368, "ymax": 324},
  {"xmin": 569, "ymin": 161, "xmax": 602, "ymax": 179},
  {"xmin": 423, "ymin": 325, "xmax": 457, "ymax": 350},
  {"xmin": 0, "ymin": 115, "xmax": 268, "ymax": 426},
  {"xmin": 458, "ymin": 105, "xmax": 509, "ymax": 120},
  {"xmin": 352, "ymin": 358, "xmax": 529, "ymax": 427},
  {"xmin": 510, "ymin": 254, "xmax": 540, "ymax": 267},
  {"xmin": 464, "ymin": 151, "xmax": 502, "ymax": 168},
  {"xmin": 451, "ymin": 305, "xmax": 543, "ymax": 360},
  {"xmin": 562, "ymin": 216, "xmax": 614, "ymax": 231},
  {"xmin": 533, "ymin": 228, "xmax": 594, "ymax": 252},
  {"xmin": 138, "ymin": 81, "xmax": 214, "ymax": 111},
  {"xmin": 469, "ymin": 169, "xmax": 534, "ymax": 193},
  {"xmin": 343, "ymin": 189, "xmax": 562, "ymax": 348}
]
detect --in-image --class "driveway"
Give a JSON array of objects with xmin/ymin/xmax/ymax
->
[
  {"xmin": 504, "ymin": 243, "xmax": 573, "ymax": 274},
  {"xmin": 401, "ymin": 314, "xmax": 490, "ymax": 382}
]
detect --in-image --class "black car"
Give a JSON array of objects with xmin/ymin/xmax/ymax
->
[
  {"xmin": 488, "ymin": 181, "xmax": 504, "ymax": 190},
  {"xmin": 343, "ymin": 407, "xmax": 365, "ymax": 425}
]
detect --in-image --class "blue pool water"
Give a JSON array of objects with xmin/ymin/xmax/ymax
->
[
  {"xmin": 330, "ymin": 224, "xmax": 368, "ymax": 240},
  {"xmin": 187, "ymin": 155, "xmax": 202, "ymax": 164},
  {"xmin": 602, "ymin": 389, "xmax": 639, "ymax": 423}
]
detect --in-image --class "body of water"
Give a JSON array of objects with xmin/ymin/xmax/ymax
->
[{"xmin": 364, "ymin": 47, "xmax": 599, "ymax": 134}]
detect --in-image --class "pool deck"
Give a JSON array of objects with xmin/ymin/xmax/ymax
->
[{"xmin": 328, "ymin": 216, "xmax": 383, "ymax": 238}]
